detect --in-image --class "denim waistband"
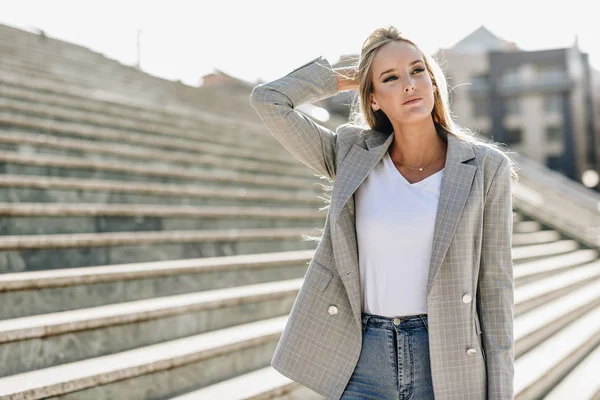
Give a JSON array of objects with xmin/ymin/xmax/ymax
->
[{"xmin": 361, "ymin": 312, "xmax": 428, "ymax": 330}]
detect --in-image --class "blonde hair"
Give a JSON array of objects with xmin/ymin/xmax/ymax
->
[
  {"xmin": 303, "ymin": 25, "xmax": 519, "ymax": 244},
  {"xmin": 342, "ymin": 25, "xmax": 519, "ymax": 180}
]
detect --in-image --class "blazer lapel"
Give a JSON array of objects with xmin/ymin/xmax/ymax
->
[
  {"xmin": 329, "ymin": 129, "xmax": 476, "ymax": 328},
  {"xmin": 427, "ymin": 134, "xmax": 476, "ymax": 295},
  {"xmin": 330, "ymin": 129, "xmax": 393, "ymax": 226}
]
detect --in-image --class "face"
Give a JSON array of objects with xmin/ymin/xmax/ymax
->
[{"xmin": 369, "ymin": 40, "xmax": 436, "ymax": 124}]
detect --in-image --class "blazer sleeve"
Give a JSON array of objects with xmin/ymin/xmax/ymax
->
[
  {"xmin": 477, "ymin": 155, "xmax": 515, "ymax": 400},
  {"xmin": 249, "ymin": 56, "xmax": 342, "ymax": 180}
]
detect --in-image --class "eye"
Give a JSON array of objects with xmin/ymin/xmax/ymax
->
[
  {"xmin": 383, "ymin": 75, "xmax": 397, "ymax": 83},
  {"xmin": 412, "ymin": 67, "xmax": 425, "ymax": 74}
]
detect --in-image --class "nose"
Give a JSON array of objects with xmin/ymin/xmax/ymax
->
[{"xmin": 404, "ymin": 81, "xmax": 415, "ymax": 92}]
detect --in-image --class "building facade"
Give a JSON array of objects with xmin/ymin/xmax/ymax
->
[{"xmin": 328, "ymin": 27, "xmax": 599, "ymax": 188}]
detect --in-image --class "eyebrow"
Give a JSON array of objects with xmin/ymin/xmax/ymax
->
[{"xmin": 379, "ymin": 60, "xmax": 424, "ymax": 78}]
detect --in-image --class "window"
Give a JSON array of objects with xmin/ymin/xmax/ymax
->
[
  {"xmin": 470, "ymin": 74, "xmax": 489, "ymax": 90},
  {"xmin": 546, "ymin": 154, "xmax": 565, "ymax": 173},
  {"xmin": 537, "ymin": 64, "xmax": 565, "ymax": 82},
  {"xmin": 546, "ymin": 126, "xmax": 563, "ymax": 142},
  {"xmin": 505, "ymin": 97, "xmax": 521, "ymax": 115},
  {"xmin": 544, "ymin": 94, "xmax": 562, "ymax": 113},
  {"xmin": 500, "ymin": 67, "xmax": 520, "ymax": 86},
  {"xmin": 505, "ymin": 128, "xmax": 523, "ymax": 144},
  {"xmin": 473, "ymin": 97, "xmax": 489, "ymax": 117}
]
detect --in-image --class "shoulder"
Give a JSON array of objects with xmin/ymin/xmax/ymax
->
[
  {"xmin": 465, "ymin": 137, "xmax": 511, "ymax": 174},
  {"xmin": 454, "ymin": 134, "xmax": 515, "ymax": 193},
  {"xmin": 336, "ymin": 123, "xmax": 368, "ymax": 140}
]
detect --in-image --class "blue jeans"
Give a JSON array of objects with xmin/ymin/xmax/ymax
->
[{"xmin": 341, "ymin": 312, "xmax": 435, "ymax": 399}]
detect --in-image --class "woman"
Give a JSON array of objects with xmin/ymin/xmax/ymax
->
[{"xmin": 250, "ymin": 25, "xmax": 517, "ymax": 400}]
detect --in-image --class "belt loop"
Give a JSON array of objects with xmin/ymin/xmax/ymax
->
[
  {"xmin": 362, "ymin": 314, "xmax": 370, "ymax": 333},
  {"xmin": 420, "ymin": 314, "xmax": 428, "ymax": 331}
]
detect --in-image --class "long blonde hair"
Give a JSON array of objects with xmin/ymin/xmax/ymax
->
[
  {"xmin": 303, "ymin": 26, "xmax": 519, "ymax": 244},
  {"xmin": 344, "ymin": 25, "xmax": 518, "ymax": 179}
]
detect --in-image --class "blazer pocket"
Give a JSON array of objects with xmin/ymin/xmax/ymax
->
[
  {"xmin": 474, "ymin": 310, "xmax": 482, "ymax": 335},
  {"xmin": 304, "ymin": 259, "xmax": 334, "ymax": 292}
]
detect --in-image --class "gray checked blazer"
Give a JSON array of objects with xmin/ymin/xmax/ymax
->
[{"xmin": 250, "ymin": 56, "xmax": 514, "ymax": 400}]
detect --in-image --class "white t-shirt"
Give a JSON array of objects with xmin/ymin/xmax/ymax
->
[{"xmin": 354, "ymin": 151, "xmax": 444, "ymax": 318}]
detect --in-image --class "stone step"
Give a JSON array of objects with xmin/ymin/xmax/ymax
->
[
  {"xmin": 0, "ymin": 227, "xmax": 318, "ymax": 272},
  {"xmin": 0, "ymin": 58, "xmax": 170, "ymax": 103},
  {"xmin": 0, "ymin": 65, "xmax": 253, "ymax": 124},
  {"xmin": 513, "ymin": 220, "xmax": 543, "ymax": 234},
  {"xmin": 543, "ymin": 338, "xmax": 600, "ymax": 399},
  {"xmin": 0, "ymin": 278, "xmax": 304, "ymax": 376},
  {"xmin": 512, "ymin": 230, "xmax": 562, "ymax": 246},
  {"xmin": 0, "ymin": 129, "xmax": 312, "ymax": 180},
  {"xmin": 0, "ymin": 94, "xmax": 282, "ymax": 154},
  {"xmin": 0, "ymin": 150, "xmax": 325, "ymax": 194},
  {"xmin": 0, "ymin": 80, "xmax": 271, "ymax": 144},
  {"xmin": 0, "ymin": 202, "xmax": 325, "ymax": 235},
  {"xmin": 0, "ymin": 250, "xmax": 313, "ymax": 318},
  {"xmin": 0, "ymin": 55, "xmax": 263, "ymax": 119},
  {"xmin": 514, "ymin": 259, "xmax": 600, "ymax": 314},
  {"xmin": 0, "ymin": 48, "xmax": 209, "ymax": 93},
  {"xmin": 0, "ymin": 76, "xmax": 198, "ymax": 129},
  {"xmin": 169, "ymin": 366, "xmax": 324, "ymax": 400},
  {"xmin": 514, "ymin": 304, "xmax": 600, "ymax": 400},
  {"xmin": 2, "ymin": 256, "xmax": 598, "ymax": 376},
  {"xmin": 0, "ymin": 112, "xmax": 297, "ymax": 166},
  {"xmin": 515, "ymin": 277, "xmax": 600, "ymax": 356},
  {"xmin": 514, "ymin": 249, "xmax": 599, "ymax": 283},
  {"xmin": 0, "ymin": 256, "xmax": 600, "ymax": 398},
  {"xmin": 512, "ymin": 240, "xmax": 581, "ymax": 263},
  {"xmin": 0, "ymin": 174, "xmax": 326, "ymax": 209},
  {"xmin": 0, "ymin": 315, "xmax": 288, "ymax": 399}
]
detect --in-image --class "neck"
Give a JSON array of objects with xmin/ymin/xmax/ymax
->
[{"xmin": 388, "ymin": 118, "xmax": 443, "ymax": 168}]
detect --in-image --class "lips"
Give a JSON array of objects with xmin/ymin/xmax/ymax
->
[{"xmin": 403, "ymin": 97, "xmax": 422, "ymax": 105}]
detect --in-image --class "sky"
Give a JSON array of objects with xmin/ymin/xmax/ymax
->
[{"xmin": 1, "ymin": 0, "xmax": 598, "ymax": 87}]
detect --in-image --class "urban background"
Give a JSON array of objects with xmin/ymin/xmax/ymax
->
[{"xmin": 0, "ymin": 3, "xmax": 599, "ymax": 399}]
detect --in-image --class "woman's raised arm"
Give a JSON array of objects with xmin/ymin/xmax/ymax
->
[{"xmin": 250, "ymin": 57, "xmax": 358, "ymax": 180}]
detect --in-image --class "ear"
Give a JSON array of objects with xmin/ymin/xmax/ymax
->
[{"xmin": 370, "ymin": 94, "xmax": 380, "ymax": 111}]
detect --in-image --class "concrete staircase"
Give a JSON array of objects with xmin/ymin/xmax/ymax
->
[{"xmin": 1, "ymin": 22, "xmax": 600, "ymax": 400}]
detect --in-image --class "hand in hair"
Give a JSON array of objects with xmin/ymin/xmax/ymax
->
[{"xmin": 333, "ymin": 66, "xmax": 359, "ymax": 92}]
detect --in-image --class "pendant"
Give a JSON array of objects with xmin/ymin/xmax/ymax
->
[{"xmin": 419, "ymin": 168, "xmax": 423, "ymax": 171}]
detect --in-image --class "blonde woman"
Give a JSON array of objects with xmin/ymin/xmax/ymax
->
[{"xmin": 250, "ymin": 25, "xmax": 517, "ymax": 400}]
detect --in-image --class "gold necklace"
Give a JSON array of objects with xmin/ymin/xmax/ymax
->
[{"xmin": 390, "ymin": 139, "xmax": 442, "ymax": 172}]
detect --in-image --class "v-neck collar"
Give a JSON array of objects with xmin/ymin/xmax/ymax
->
[{"xmin": 384, "ymin": 152, "xmax": 444, "ymax": 187}]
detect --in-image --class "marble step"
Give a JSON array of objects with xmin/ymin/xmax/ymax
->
[
  {"xmin": 0, "ymin": 278, "xmax": 302, "ymax": 376},
  {"xmin": 0, "ymin": 227, "xmax": 317, "ymax": 272},
  {"xmin": 0, "ymin": 316, "xmax": 288, "ymax": 399},
  {"xmin": 512, "ymin": 240, "xmax": 581, "ymax": 263},
  {"xmin": 2, "ymin": 255, "xmax": 597, "ymax": 375},
  {"xmin": 0, "ymin": 202, "xmax": 325, "ymax": 235},
  {"xmin": 0, "ymin": 174, "xmax": 325, "ymax": 209},
  {"xmin": 0, "ymin": 112, "xmax": 298, "ymax": 167},
  {"xmin": 0, "ymin": 250, "xmax": 313, "ymax": 318},
  {"xmin": 170, "ymin": 366, "xmax": 325, "ymax": 400},
  {"xmin": 0, "ymin": 129, "xmax": 312, "ymax": 180},
  {"xmin": 514, "ymin": 304, "xmax": 600, "ymax": 400},
  {"xmin": 543, "ymin": 339, "xmax": 600, "ymax": 399},
  {"xmin": 0, "ymin": 86, "xmax": 281, "ymax": 150},
  {"xmin": 0, "ymin": 150, "xmax": 325, "ymax": 193}
]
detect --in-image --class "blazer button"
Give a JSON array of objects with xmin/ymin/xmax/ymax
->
[
  {"xmin": 462, "ymin": 294, "xmax": 472, "ymax": 304},
  {"xmin": 328, "ymin": 305, "xmax": 338, "ymax": 315},
  {"xmin": 466, "ymin": 348, "xmax": 477, "ymax": 356}
]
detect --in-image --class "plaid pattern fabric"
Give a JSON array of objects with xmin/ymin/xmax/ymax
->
[{"xmin": 250, "ymin": 57, "xmax": 514, "ymax": 400}]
